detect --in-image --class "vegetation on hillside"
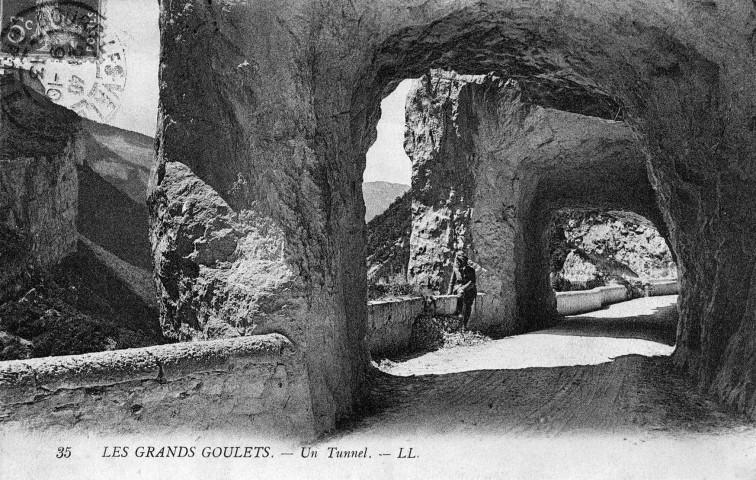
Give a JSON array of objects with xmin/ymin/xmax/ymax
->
[{"xmin": 0, "ymin": 242, "xmax": 167, "ymax": 361}]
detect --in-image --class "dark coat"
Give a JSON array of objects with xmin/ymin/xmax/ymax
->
[{"xmin": 448, "ymin": 265, "xmax": 477, "ymax": 299}]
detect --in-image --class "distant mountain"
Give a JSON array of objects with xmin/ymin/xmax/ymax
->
[
  {"xmin": 366, "ymin": 191, "xmax": 411, "ymax": 285},
  {"xmin": 79, "ymin": 119, "xmax": 154, "ymax": 204},
  {"xmin": 363, "ymin": 181, "xmax": 410, "ymax": 221},
  {"xmin": 76, "ymin": 119, "xmax": 154, "ymax": 268}
]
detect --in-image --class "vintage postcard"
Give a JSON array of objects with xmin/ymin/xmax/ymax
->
[{"xmin": 1, "ymin": 1, "xmax": 756, "ymax": 479}]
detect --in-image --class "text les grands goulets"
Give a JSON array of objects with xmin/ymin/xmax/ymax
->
[{"xmin": 102, "ymin": 446, "xmax": 271, "ymax": 458}]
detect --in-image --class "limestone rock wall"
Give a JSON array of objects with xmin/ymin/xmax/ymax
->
[
  {"xmin": 549, "ymin": 210, "xmax": 676, "ymax": 282},
  {"xmin": 405, "ymin": 73, "xmax": 479, "ymax": 293},
  {"xmin": 152, "ymin": 0, "xmax": 756, "ymax": 429},
  {"xmin": 0, "ymin": 74, "xmax": 81, "ymax": 299},
  {"xmin": 150, "ymin": 0, "xmax": 370, "ymax": 432},
  {"xmin": 367, "ymin": 297, "xmax": 424, "ymax": 356},
  {"xmin": 0, "ymin": 152, "xmax": 78, "ymax": 262},
  {"xmin": 149, "ymin": 162, "xmax": 304, "ymax": 342}
]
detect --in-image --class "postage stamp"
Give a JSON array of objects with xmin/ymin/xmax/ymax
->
[
  {"xmin": 1, "ymin": 0, "xmax": 103, "ymax": 60},
  {"xmin": 0, "ymin": 0, "xmax": 127, "ymax": 122}
]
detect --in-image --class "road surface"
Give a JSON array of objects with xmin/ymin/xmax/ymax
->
[{"xmin": 322, "ymin": 295, "xmax": 756, "ymax": 479}]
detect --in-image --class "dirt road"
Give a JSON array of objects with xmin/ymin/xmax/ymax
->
[{"xmin": 320, "ymin": 296, "xmax": 756, "ymax": 479}]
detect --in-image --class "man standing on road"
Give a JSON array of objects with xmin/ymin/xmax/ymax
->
[{"xmin": 448, "ymin": 252, "xmax": 477, "ymax": 330}]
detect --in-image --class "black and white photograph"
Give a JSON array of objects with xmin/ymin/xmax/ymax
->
[{"xmin": 1, "ymin": 0, "xmax": 756, "ymax": 478}]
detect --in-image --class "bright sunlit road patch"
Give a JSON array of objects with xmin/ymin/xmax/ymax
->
[{"xmin": 378, "ymin": 296, "xmax": 678, "ymax": 377}]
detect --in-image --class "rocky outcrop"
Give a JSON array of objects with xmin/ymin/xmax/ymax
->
[
  {"xmin": 549, "ymin": 210, "xmax": 676, "ymax": 288},
  {"xmin": 149, "ymin": 162, "xmax": 306, "ymax": 342},
  {"xmin": 151, "ymin": 0, "xmax": 756, "ymax": 430},
  {"xmin": 0, "ymin": 73, "xmax": 80, "ymax": 299},
  {"xmin": 557, "ymin": 249, "xmax": 638, "ymax": 290}
]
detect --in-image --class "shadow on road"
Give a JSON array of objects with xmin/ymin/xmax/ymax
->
[
  {"xmin": 341, "ymin": 296, "xmax": 751, "ymax": 439},
  {"xmin": 543, "ymin": 301, "xmax": 678, "ymax": 346}
]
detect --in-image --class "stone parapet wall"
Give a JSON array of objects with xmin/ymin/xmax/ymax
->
[
  {"xmin": 556, "ymin": 285, "xmax": 629, "ymax": 316},
  {"xmin": 0, "ymin": 334, "xmax": 316, "ymax": 439},
  {"xmin": 599, "ymin": 285, "xmax": 629, "ymax": 305},
  {"xmin": 367, "ymin": 297, "xmax": 424, "ymax": 356},
  {"xmin": 556, "ymin": 289, "xmax": 604, "ymax": 315},
  {"xmin": 646, "ymin": 279, "xmax": 680, "ymax": 297},
  {"xmin": 429, "ymin": 295, "xmax": 459, "ymax": 316},
  {"xmin": 367, "ymin": 293, "xmax": 498, "ymax": 355}
]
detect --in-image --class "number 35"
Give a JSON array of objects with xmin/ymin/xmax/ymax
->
[{"xmin": 56, "ymin": 447, "xmax": 71, "ymax": 458}]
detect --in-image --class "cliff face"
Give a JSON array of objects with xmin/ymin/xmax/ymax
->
[
  {"xmin": 0, "ymin": 72, "xmax": 164, "ymax": 359},
  {"xmin": 0, "ymin": 74, "xmax": 80, "ymax": 299},
  {"xmin": 366, "ymin": 192, "xmax": 411, "ymax": 285},
  {"xmin": 550, "ymin": 210, "xmax": 676, "ymax": 289},
  {"xmin": 151, "ymin": 0, "xmax": 756, "ymax": 429},
  {"xmin": 0, "ymin": 152, "xmax": 78, "ymax": 290}
]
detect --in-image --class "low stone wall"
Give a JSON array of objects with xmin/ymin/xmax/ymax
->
[
  {"xmin": 0, "ymin": 334, "xmax": 315, "ymax": 439},
  {"xmin": 646, "ymin": 278, "xmax": 680, "ymax": 296},
  {"xmin": 599, "ymin": 285, "xmax": 629, "ymax": 305},
  {"xmin": 556, "ymin": 289, "xmax": 604, "ymax": 315},
  {"xmin": 556, "ymin": 285, "xmax": 629, "ymax": 315},
  {"xmin": 367, "ymin": 293, "xmax": 497, "ymax": 355},
  {"xmin": 367, "ymin": 297, "xmax": 424, "ymax": 356},
  {"xmin": 428, "ymin": 294, "xmax": 499, "ymax": 329},
  {"xmin": 430, "ymin": 295, "xmax": 460, "ymax": 316}
]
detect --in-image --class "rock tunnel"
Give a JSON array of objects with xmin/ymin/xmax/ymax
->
[
  {"xmin": 149, "ymin": 0, "xmax": 756, "ymax": 432},
  {"xmin": 404, "ymin": 70, "xmax": 672, "ymax": 334}
]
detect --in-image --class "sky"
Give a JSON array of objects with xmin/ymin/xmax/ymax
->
[
  {"xmin": 363, "ymin": 80, "xmax": 415, "ymax": 185},
  {"xmin": 104, "ymin": 0, "xmax": 160, "ymax": 137},
  {"xmin": 104, "ymin": 1, "xmax": 411, "ymax": 185}
]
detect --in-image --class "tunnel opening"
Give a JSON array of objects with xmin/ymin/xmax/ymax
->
[
  {"xmin": 107, "ymin": 0, "xmax": 756, "ymax": 435},
  {"xmin": 545, "ymin": 208, "xmax": 680, "ymax": 351},
  {"xmin": 354, "ymin": 8, "xmax": 703, "ymax": 428},
  {"xmin": 363, "ymin": 79, "xmax": 415, "ymax": 298},
  {"xmin": 546, "ymin": 207, "xmax": 680, "ymax": 352},
  {"xmin": 363, "ymin": 67, "xmax": 682, "ymax": 379},
  {"xmin": 369, "ymin": 196, "xmax": 682, "ymax": 369}
]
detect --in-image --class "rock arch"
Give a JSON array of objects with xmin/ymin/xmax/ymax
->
[
  {"xmin": 404, "ymin": 70, "xmax": 670, "ymax": 334},
  {"xmin": 150, "ymin": 0, "xmax": 756, "ymax": 431}
]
